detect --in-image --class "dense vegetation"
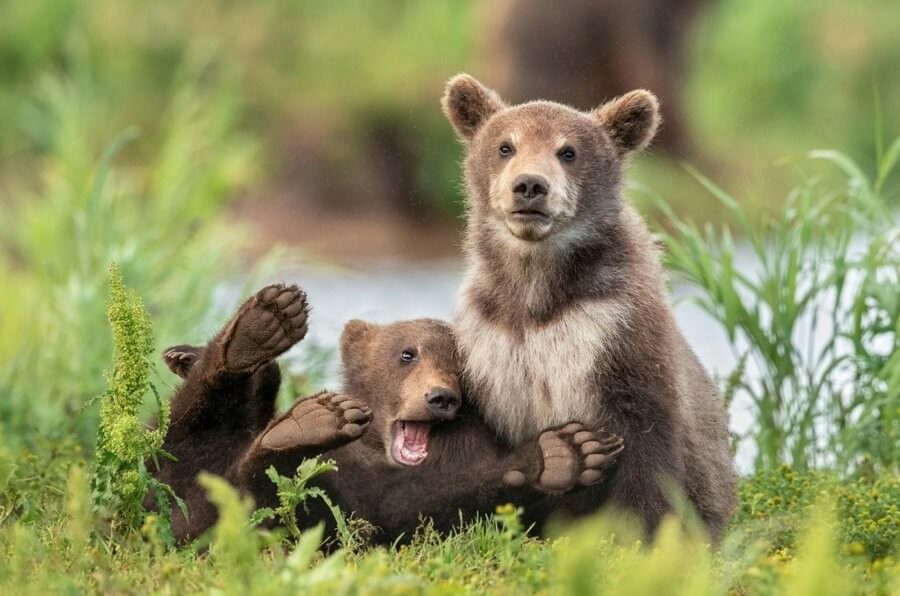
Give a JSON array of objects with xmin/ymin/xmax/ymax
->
[
  {"xmin": 0, "ymin": 1, "xmax": 897, "ymax": 593},
  {"xmin": 2, "ymin": 1, "xmax": 897, "ymax": 221}
]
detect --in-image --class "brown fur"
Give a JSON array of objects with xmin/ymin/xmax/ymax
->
[
  {"xmin": 152, "ymin": 286, "xmax": 623, "ymax": 544},
  {"xmin": 443, "ymin": 74, "xmax": 735, "ymax": 541}
]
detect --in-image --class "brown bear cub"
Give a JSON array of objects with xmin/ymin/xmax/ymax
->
[
  {"xmin": 154, "ymin": 283, "xmax": 623, "ymax": 544},
  {"xmin": 442, "ymin": 74, "xmax": 736, "ymax": 541}
]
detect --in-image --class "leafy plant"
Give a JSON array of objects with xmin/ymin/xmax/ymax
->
[
  {"xmin": 250, "ymin": 458, "xmax": 338, "ymax": 539},
  {"xmin": 733, "ymin": 465, "xmax": 898, "ymax": 566},
  {"xmin": 200, "ymin": 473, "xmax": 353, "ymax": 593},
  {"xmin": 198, "ymin": 473, "xmax": 267, "ymax": 589},
  {"xmin": 90, "ymin": 263, "xmax": 182, "ymax": 544},
  {"xmin": 250, "ymin": 457, "xmax": 373, "ymax": 552},
  {"xmin": 836, "ymin": 473, "xmax": 899, "ymax": 562},
  {"xmin": 775, "ymin": 508, "xmax": 852, "ymax": 596}
]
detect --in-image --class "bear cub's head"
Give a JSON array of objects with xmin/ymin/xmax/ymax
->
[
  {"xmin": 442, "ymin": 74, "xmax": 659, "ymax": 245},
  {"xmin": 340, "ymin": 318, "xmax": 461, "ymax": 467}
]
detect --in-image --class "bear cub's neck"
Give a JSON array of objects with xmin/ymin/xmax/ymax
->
[{"xmin": 461, "ymin": 202, "xmax": 659, "ymax": 331}]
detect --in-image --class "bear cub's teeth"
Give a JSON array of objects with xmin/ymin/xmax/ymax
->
[{"xmin": 391, "ymin": 421, "xmax": 430, "ymax": 466}]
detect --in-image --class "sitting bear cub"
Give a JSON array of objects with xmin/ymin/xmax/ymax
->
[
  {"xmin": 153, "ymin": 283, "xmax": 623, "ymax": 543},
  {"xmin": 441, "ymin": 74, "xmax": 736, "ymax": 541}
]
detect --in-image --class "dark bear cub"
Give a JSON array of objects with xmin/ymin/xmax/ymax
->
[
  {"xmin": 153, "ymin": 284, "xmax": 312, "ymax": 540},
  {"xmin": 155, "ymin": 284, "xmax": 623, "ymax": 543}
]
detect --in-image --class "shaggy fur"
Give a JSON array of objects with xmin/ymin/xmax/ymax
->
[
  {"xmin": 152, "ymin": 284, "xmax": 623, "ymax": 544},
  {"xmin": 443, "ymin": 74, "xmax": 735, "ymax": 541}
]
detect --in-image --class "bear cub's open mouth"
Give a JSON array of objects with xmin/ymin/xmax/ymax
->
[{"xmin": 391, "ymin": 421, "xmax": 431, "ymax": 466}]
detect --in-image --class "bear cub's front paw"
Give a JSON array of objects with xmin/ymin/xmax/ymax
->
[
  {"xmin": 258, "ymin": 391, "xmax": 371, "ymax": 452},
  {"xmin": 503, "ymin": 423, "xmax": 623, "ymax": 494}
]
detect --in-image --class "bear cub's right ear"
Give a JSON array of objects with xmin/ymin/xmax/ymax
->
[{"xmin": 441, "ymin": 74, "xmax": 506, "ymax": 141}]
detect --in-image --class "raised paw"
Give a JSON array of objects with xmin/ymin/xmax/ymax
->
[
  {"xmin": 258, "ymin": 391, "xmax": 372, "ymax": 452},
  {"xmin": 163, "ymin": 344, "xmax": 204, "ymax": 379},
  {"xmin": 218, "ymin": 283, "xmax": 309, "ymax": 374},
  {"xmin": 503, "ymin": 422, "xmax": 623, "ymax": 494}
]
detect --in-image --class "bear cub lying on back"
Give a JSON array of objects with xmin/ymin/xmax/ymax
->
[{"xmin": 153, "ymin": 284, "xmax": 623, "ymax": 543}]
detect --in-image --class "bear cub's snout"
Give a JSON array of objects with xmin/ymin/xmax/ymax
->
[
  {"xmin": 512, "ymin": 174, "xmax": 549, "ymax": 202},
  {"xmin": 425, "ymin": 386, "xmax": 461, "ymax": 419}
]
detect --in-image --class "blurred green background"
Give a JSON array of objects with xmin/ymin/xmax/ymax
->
[{"xmin": 1, "ymin": 0, "xmax": 897, "ymax": 262}]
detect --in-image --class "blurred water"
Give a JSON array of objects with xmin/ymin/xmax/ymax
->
[{"xmin": 275, "ymin": 258, "xmax": 758, "ymax": 471}]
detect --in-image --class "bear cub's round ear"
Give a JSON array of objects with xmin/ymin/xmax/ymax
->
[
  {"xmin": 441, "ymin": 74, "xmax": 506, "ymax": 141},
  {"xmin": 594, "ymin": 90, "xmax": 661, "ymax": 155},
  {"xmin": 340, "ymin": 320, "xmax": 376, "ymax": 365}
]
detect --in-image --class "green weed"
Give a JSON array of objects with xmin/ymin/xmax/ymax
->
[
  {"xmin": 90, "ymin": 263, "xmax": 183, "ymax": 545},
  {"xmin": 0, "ymin": 60, "xmax": 255, "ymax": 449},
  {"xmin": 646, "ymin": 143, "xmax": 899, "ymax": 472}
]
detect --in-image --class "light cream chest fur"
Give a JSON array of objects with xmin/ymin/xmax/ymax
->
[{"xmin": 454, "ymin": 289, "xmax": 627, "ymax": 445}]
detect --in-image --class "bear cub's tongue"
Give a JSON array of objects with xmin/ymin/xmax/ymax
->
[{"xmin": 391, "ymin": 421, "xmax": 430, "ymax": 466}]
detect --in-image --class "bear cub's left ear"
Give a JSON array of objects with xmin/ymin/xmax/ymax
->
[
  {"xmin": 340, "ymin": 320, "xmax": 376, "ymax": 368},
  {"xmin": 594, "ymin": 90, "xmax": 661, "ymax": 155}
]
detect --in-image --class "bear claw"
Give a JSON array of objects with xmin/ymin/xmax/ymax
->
[
  {"xmin": 218, "ymin": 283, "xmax": 310, "ymax": 374},
  {"xmin": 259, "ymin": 391, "xmax": 372, "ymax": 452}
]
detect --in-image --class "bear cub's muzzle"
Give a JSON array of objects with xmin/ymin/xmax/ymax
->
[
  {"xmin": 510, "ymin": 173, "xmax": 551, "ymax": 223},
  {"xmin": 425, "ymin": 386, "xmax": 461, "ymax": 420},
  {"xmin": 391, "ymin": 385, "xmax": 461, "ymax": 466}
]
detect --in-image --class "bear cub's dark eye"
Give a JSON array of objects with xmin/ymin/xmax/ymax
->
[
  {"xmin": 558, "ymin": 147, "xmax": 576, "ymax": 162},
  {"xmin": 400, "ymin": 348, "xmax": 417, "ymax": 363},
  {"xmin": 499, "ymin": 143, "xmax": 514, "ymax": 158}
]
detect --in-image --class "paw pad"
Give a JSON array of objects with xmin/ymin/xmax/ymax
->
[
  {"xmin": 220, "ymin": 283, "xmax": 310, "ymax": 373},
  {"xmin": 259, "ymin": 392, "xmax": 371, "ymax": 451},
  {"xmin": 532, "ymin": 423, "xmax": 623, "ymax": 494}
]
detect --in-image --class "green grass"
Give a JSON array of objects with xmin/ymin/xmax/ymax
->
[
  {"xmin": 641, "ymin": 143, "xmax": 899, "ymax": 473},
  {"xmin": 1, "ymin": 452, "xmax": 897, "ymax": 593},
  {"xmin": 1, "ymin": 143, "xmax": 897, "ymax": 592}
]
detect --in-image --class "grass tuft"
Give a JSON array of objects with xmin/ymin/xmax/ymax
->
[{"xmin": 646, "ymin": 142, "xmax": 899, "ymax": 472}]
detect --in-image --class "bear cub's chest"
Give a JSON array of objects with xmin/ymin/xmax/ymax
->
[{"xmin": 456, "ymin": 298, "xmax": 626, "ymax": 444}]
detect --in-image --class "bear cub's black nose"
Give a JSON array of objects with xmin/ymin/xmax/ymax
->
[
  {"xmin": 425, "ymin": 387, "xmax": 461, "ymax": 419},
  {"xmin": 512, "ymin": 174, "xmax": 549, "ymax": 202}
]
